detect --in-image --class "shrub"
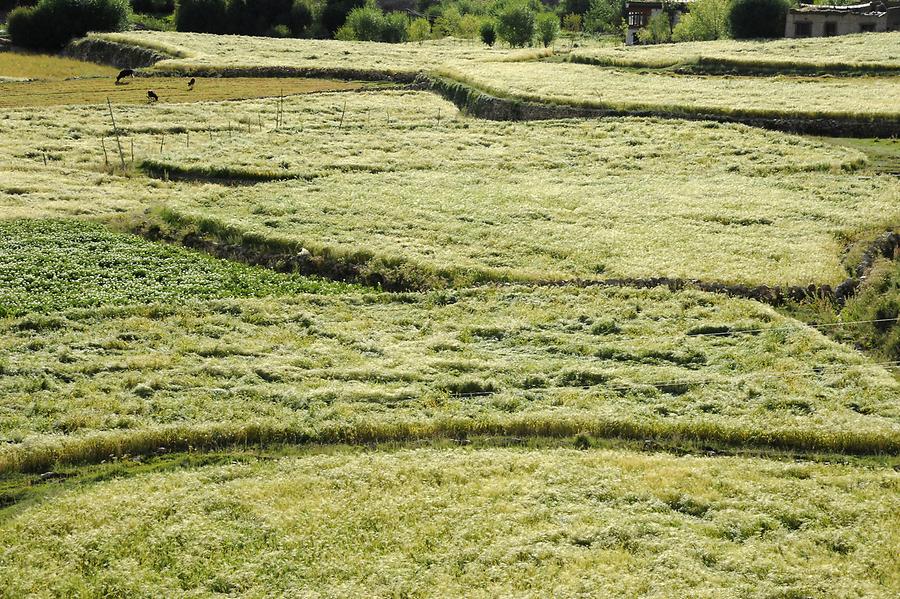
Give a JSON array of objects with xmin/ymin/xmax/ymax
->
[
  {"xmin": 637, "ymin": 11, "xmax": 671, "ymax": 44},
  {"xmin": 336, "ymin": 5, "xmax": 408, "ymax": 42},
  {"xmin": 9, "ymin": 0, "xmax": 130, "ymax": 51},
  {"xmin": 536, "ymin": 12, "xmax": 559, "ymax": 47},
  {"xmin": 562, "ymin": 12, "xmax": 582, "ymax": 32},
  {"xmin": 479, "ymin": 19, "xmax": 496, "ymax": 46},
  {"xmin": 130, "ymin": 0, "xmax": 172, "ymax": 13},
  {"xmin": 457, "ymin": 13, "xmax": 482, "ymax": 38},
  {"xmin": 175, "ymin": 0, "xmax": 228, "ymax": 33},
  {"xmin": 227, "ymin": 0, "xmax": 294, "ymax": 36},
  {"xmin": 407, "ymin": 16, "xmax": 431, "ymax": 41},
  {"xmin": 672, "ymin": 0, "xmax": 727, "ymax": 41},
  {"xmin": 321, "ymin": 0, "xmax": 365, "ymax": 35},
  {"xmin": 433, "ymin": 5, "xmax": 460, "ymax": 37},
  {"xmin": 381, "ymin": 11, "xmax": 408, "ymax": 42},
  {"xmin": 496, "ymin": 3, "xmax": 534, "ymax": 47},
  {"xmin": 728, "ymin": 0, "xmax": 788, "ymax": 39},
  {"xmin": 584, "ymin": 0, "xmax": 623, "ymax": 34}
]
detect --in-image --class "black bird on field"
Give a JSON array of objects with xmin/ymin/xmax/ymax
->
[
  {"xmin": 188, "ymin": 77, "xmax": 196, "ymax": 90},
  {"xmin": 115, "ymin": 68, "xmax": 135, "ymax": 84},
  {"xmin": 147, "ymin": 90, "xmax": 159, "ymax": 103}
]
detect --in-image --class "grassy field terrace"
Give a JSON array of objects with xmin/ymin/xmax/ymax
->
[
  {"xmin": 566, "ymin": 32, "xmax": 900, "ymax": 74},
  {"xmin": 1, "ymin": 90, "xmax": 896, "ymax": 287},
  {"xmin": 1, "ymin": 448, "xmax": 897, "ymax": 596}
]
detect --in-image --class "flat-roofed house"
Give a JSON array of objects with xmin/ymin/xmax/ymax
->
[
  {"xmin": 625, "ymin": 1, "xmax": 691, "ymax": 45},
  {"xmin": 786, "ymin": 2, "xmax": 900, "ymax": 38}
]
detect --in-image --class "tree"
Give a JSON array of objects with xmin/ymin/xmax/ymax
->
[
  {"xmin": 321, "ymin": 0, "xmax": 365, "ymax": 36},
  {"xmin": 672, "ymin": 0, "xmax": 728, "ymax": 42},
  {"xmin": 536, "ymin": 12, "xmax": 559, "ymax": 47},
  {"xmin": 637, "ymin": 11, "xmax": 671, "ymax": 44},
  {"xmin": 562, "ymin": 13, "xmax": 582, "ymax": 33},
  {"xmin": 728, "ymin": 0, "xmax": 789, "ymax": 39},
  {"xmin": 407, "ymin": 17, "xmax": 432, "ymax": 41},
  {"xmin": 583, "ymin": 0, "xmax": 624, "ymax": 34},
  {"xmin": 10, "ymin": 0, "xmax": 130, "ymax": 50},
  {"xmin": 480, "ymin": 20, "xmax": 496, "ymax": 46},
  {"xmin": 496, "ymin": 4, "xmax": 535, "ymax": 47}
]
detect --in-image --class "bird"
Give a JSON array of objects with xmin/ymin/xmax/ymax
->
[
  {"xmin": 115, "ymin": 68, "xmax": 135, "ymax": 85},
  {"xmin": 147, "ymin": 90, "xmax": 159, "ymax": 103},
  {"xmin": 187, "ymin": 77, "xmax": 196, "ymax": 91}
]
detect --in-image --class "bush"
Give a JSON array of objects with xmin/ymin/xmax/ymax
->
[
  {"xmin": 130, "ymin": 0, "xmax": 172, "ymax": 14},
  {"xmin": 673, "ymin": 0, "xmax": 728, "ymax": 42},
  {"xmin": 336, "ymin": 5, "xmax": 408, "ymax": 42},
  {"xmin": 562, "ymin": 12, "xmax": 582, "ymax": 33},
  {"xmin": 407, "ymin": 16, "xmax": 431, "ymax": 41},
  {"xmin": 584, "ymin": 0, "xmax": 623, "ymax": 34},
  {"xmin": 728, "ymin": 0, "xmax": 788, "ymax": 39},
  {"xmin": 321, "ymin": 0, "xmax": 365, "ymax": 35},
  {"xmin": 496, "ymin": 3, "xmax": 534, "ymax": 47},
  {"xmin": 432, "ymin": 5, "xmax": 460, "ymax": 37},
  {"xmin": 9, "ymin": 0, "xmax": 130, "ymax": 50},
  {"xmin": 479, "ymin": 19, "xmax": 496, "ymax": 46},
  {"xmin": 536, "ymin": 12, "xmax": 559, "ymax": 47},
  {"xmin": 175, "ymin": 0, "xmax": 311, "ymax": 36},
  {"xmin": 638, "ymin": 11, "xmax": 671, "ymax": 44},
  {"xmin": 457, "ymin": 13, "xmax": 482, "ymax": 38},
  {"xmin": 406, "ymin": 17, "xmax": 431, "ymax": 42},
  {"xmin": 381, "ymin": 10, "xmax": 408, "ymax": 42},
  {"xmin": 175, "ymin": 0, "xmax": 228, "ymax": 33}
]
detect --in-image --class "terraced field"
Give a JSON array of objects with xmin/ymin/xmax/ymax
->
[
  {"xmin": 566, "ymin": 32, "xmax": 900, "ymax": 73},
  {"xmin": 2, "ymin": 91, "xmax": 896, "ymax": 287},
  {"xmin": 2, "ymin": 449, "xmax": 897, "ymax": 597},
  {"xmin": 438, "ymin": 62, "xmax": 900, "ymax": 121},
  {"xmin": 0, "ymin": 31, "xmax": 898, "ymax": 597}
]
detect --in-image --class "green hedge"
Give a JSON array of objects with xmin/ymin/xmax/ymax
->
[{"xmin": 8, "ymin": 0, "xmax": 130, "ymax": 51}]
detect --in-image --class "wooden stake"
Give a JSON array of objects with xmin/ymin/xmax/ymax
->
[
  {"xmin": 101, "ymin": 138, "xmax": 109, "ymax": 166},
  {"xmin": 339, "ymin": 100, "xmax": 346, "ymax": 129},
  {"xmin": 42, "ymin": 152, "xmax": 47, "ymax": 166},
  {"xmin": 160, "ymin": 134, "xmax": 164, "ymax": 154},
  {"xmin": 130, "ymin": 138, "xmax": 134, "ymax": 165},
  {"xmin": 186, "ymin": 131, "xmax": 189, "ymax": 147},
  {"xmin": 106, "ymin": 97, "xmax": 126, "ymax": 170}
]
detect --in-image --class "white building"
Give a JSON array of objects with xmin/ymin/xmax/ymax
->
[
  {"xmin": 625, "ymin": 1, "xmax": 691, "ymax": 45},
  {"xmin": 785, "ymin": 2, "xmax": 900, "ymax": 38}
]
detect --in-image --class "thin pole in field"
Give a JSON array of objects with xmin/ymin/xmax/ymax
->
[
  {"xmin": 130, "ymin": 138, "xmax": 134, "ymax": 165},
  {"xmin": 160, "ymin": 134, "xmax": 165, "ymax": 154},
  {"xmin": 106, "ymin": 97, "xmax": 126, "ymax": 170},
  {"xmin": 339, "ymin": 100, "xmax": 346, "ymax": 129},
  {"xmin": 101, "ymin": 138, "xmax": 109, "ymax": 166}
]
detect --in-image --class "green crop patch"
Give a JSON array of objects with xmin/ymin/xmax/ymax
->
[
  {"xmin": 1, "ymin": 448, "xmax": 897, "ymax": 596},
  {"xmin": 0, "ymin": 285, "xmax": 897, "ymax": 472},
  {"xmin": 1, "ymin": 91, "xmax": 895, "ymax": 287},
  {"xmin": 0, "ymin": 219, "xmax": 356, "ymax": 316}
]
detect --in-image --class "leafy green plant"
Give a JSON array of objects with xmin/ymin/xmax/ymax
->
[
  {"xmin": 480, "ymin": 19, "xmax": 496, "ymax": 46},
  {"xmin": 536, "ymin": 12, "xmax": 559, "ymax": 47},
  {"xmin": 728, "ymin": 0, "xmax": 789, "ymax": 39},
  {"xmin": 9, "ymin": 0, "xmax": 130, "ymax": 50},
  {"xmin": 496, "ymin": 3, "xmax": 534, "ymax": 47}
]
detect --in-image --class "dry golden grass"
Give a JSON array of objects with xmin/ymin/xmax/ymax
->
[
  {"xmin": 0, "ymin": 51, "xmax": 118, "ymax": 81},
  {"xmin": 0, "ymin": 76, "xmax": 368, "ymax": 108}
]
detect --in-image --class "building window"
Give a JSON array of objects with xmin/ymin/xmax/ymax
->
[
  {"xmin": 824, "ymin": 22, "xmax": 837, "ymax": 36},
  {"xmin": 628, "ymin": 11, "xmax": 646, "ymax": 28},
  {"xmin": 795, "ymin": 22, "xmax": 812, "ymax": 37},
  {"xmin": 859, "ymin": 23, "xmax": 876, "ymax": 32}
]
